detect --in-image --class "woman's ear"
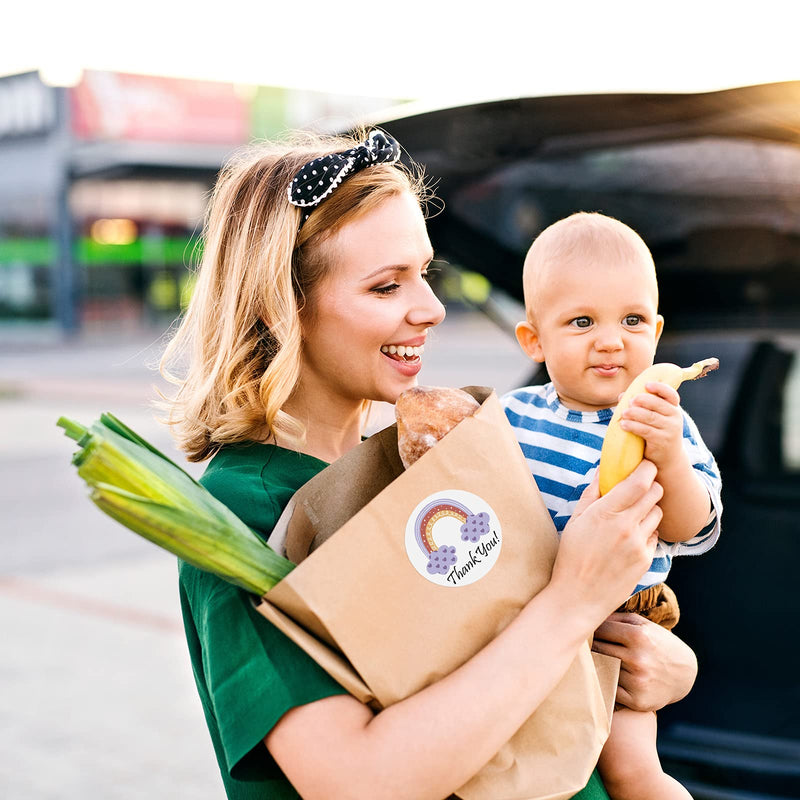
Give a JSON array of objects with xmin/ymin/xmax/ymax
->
[{"xmin": 515, "ymin": 321, "xmax": 545, "ymax": 363}]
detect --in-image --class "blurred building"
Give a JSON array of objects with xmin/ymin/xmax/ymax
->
[{"xmin": 0, "ymin": 70, "xmax": 404, "ymax": 332}]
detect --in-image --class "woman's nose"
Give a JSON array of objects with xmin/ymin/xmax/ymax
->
[{"xmin": 408, "ymin": 280, "xmax": 446, "ymax": 328}]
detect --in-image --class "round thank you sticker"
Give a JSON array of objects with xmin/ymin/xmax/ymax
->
[{"xmin": 404, "ymin": 489, "xmax": 502, "ymax": 587}]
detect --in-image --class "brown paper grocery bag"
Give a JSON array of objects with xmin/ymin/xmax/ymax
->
[{"xmin": 256, "ymin": 388, "xmax": 619, "ymax": 800}]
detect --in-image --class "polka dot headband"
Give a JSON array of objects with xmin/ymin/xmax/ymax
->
[{"xmin": 287, "ymin": 130, "xmax": 401, "ymax": 225}]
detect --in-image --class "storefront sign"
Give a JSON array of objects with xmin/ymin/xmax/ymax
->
[
  {"xmin": 0, "ymin": 73, "xmax": 57, "ymax": 140},
  {"xmin": 69, "ymin": 70, "xmax": 250, "ymax": 145}
]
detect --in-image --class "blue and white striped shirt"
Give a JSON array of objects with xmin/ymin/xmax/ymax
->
[{"xmin": 501, "ymin": 382, "xmax": 722, "ymax": 595}]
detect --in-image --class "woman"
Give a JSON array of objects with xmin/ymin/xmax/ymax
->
[{"xmin": 162, "ymin": 129, "xmax": 697, "ymax": 800}]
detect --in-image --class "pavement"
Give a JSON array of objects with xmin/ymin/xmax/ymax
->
[{"xmin": 0, "ymin": 307, "xmax": 532, "ymax": 799}]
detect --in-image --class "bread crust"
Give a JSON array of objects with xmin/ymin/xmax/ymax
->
[{"xmin": 395, "ymin": 386, "xmax": 480, "ymax": 469}]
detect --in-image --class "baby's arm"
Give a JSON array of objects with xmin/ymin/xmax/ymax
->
[{"xmin": 619, "ymin": 381, "xmax": 712, "ymax": 543}]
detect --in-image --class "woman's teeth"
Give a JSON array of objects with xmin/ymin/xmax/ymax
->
[{"xmin": 381, "ymin": 344, "xmax": 424, "ymax": 359}]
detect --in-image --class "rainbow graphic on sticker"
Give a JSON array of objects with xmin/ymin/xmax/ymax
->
[{"xmin": 405, "ymin": 490, "xmax": 502, "ymax": 586}]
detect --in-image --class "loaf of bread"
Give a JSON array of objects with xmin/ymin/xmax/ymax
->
[{"xmin": 395, "ymin": 386, "xmax": 480, "ymax": 469}]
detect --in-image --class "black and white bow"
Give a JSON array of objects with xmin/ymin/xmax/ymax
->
[{"xmin": 287, "ymin": 130, "xmax": 401, "ymax": 211}]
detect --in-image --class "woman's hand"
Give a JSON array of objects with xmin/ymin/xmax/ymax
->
[
  {"xmin": 592, "ymin": 612, "xmax": 698, "ymax": 711},
  {"xmin": 550, "ymin": 461, "xmax": 663, "ymax": 627}
]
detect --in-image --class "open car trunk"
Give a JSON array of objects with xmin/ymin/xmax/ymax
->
[{"xmin": 370, "ymin": 81, "xmax": 800, "ymax": 799}]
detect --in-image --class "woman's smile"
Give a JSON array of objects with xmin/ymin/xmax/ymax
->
[
  {"xmin": 380, "ymin": 336, "xmax": 426, "ymax": 374},
  {"xmin": 381, "ymin": 349, "xmax": 423, "ymax": 376},
  {"xmin": 380, "ymin": 344, "xmax": 425, "ymax": 359}
]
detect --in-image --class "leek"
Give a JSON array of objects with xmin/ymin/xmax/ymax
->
[{"xmin": 58, "ymin": 414, "xmax": 294, "ymax": 595}]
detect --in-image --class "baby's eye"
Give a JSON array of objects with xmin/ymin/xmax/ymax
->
[
  {"xmin": 623, "ymin": 314, "xmax": 642, "ymax": 327},
  {"xmin": 570, "ymin": 316, "xmax": 592, "ymax": 328}
]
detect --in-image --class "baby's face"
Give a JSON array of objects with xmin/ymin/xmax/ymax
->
[{"xmin": 528, "ymin": 253, "xmax": 663, "ymax": 411}]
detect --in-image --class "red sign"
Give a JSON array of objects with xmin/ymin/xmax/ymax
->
[{"xmin": 69, "ymin": 70, "xmax": 250, "ymax": 145}]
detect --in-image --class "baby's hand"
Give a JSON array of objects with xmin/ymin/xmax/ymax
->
[{"xmin": 619, "ymin": 382, "xmax": 684, "ymax": 469}]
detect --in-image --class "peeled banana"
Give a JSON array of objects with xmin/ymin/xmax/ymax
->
[{"xmin": 598, "ymin": 358, "xmax": 719, "ymax": 495}]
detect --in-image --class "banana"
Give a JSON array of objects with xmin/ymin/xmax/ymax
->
[{"xmin": 598, "ymin": 357, "xmax": 719, "ymax": 495}]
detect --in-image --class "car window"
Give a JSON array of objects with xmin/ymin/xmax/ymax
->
[
  {"xmin": 449, "ymin": 136, "xmax": 800, "ymax": 257},
  {"xmin": 737, "ymin": 339, "xmax": 800, "ymax": 481},
  {"xmin": 783, "ymin": 351, "xmax": 800, "ymax": 471}
]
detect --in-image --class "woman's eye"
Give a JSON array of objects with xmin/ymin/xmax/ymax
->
[
  {"xmin": 624, "ymin": 314, "xmax": 642, "ymax": 327},
  {"xmin": 571, "ymin": 316, "xmax": 592, "ymax": 328},
  {"xmin": 372, "ymin": 283, "xmax": 400, "ymax": 295},
  {"xmin": 422, "ymin": 264, "xmax": 440, "ymax": 283}
]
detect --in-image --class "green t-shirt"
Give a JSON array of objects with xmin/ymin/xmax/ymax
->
[
  {"xmin": 179, "ymin": 442, "xmax": 347, "ymax": 799},
  {"xmin": 179, "ymin": 441, "xmax": 609, "ymax": 800}
]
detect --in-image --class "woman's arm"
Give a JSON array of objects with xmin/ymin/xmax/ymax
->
[
  {"xmin": 266, "ymin": 462, "xmax": 664, "ymax": 800},
  {"xmin": 592, "ymin": 612, "xmax": 698, "ymax": 711}
]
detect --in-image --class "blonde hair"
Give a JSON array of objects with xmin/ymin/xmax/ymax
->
[
  {"xmin": 522, "ymin": 211, "xmax": 657, "ymax": 319},
  {"xmin": 159, "ymin": 129, "xmax": 428, "ymax": 461}
]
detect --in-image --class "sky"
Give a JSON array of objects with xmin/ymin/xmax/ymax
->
[{"xmin": 4, "ymin": 0, "xmax": 799, "ymax": 103}]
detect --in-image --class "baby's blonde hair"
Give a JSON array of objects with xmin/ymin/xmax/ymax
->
[
  {"xmin": 522, "ymin": 211, "xmax": 657, "ymax": 320},
  {"xmin": 159, "ymin": 129, "xmax": 428, "ymax": 461}
]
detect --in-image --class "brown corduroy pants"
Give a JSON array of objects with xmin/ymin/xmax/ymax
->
[{"xmin": 617, "ymin": 582, "xmax": 680, "ymax": 630}]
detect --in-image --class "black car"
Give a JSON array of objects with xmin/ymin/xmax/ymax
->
[{"xmin": 375, "ymin": 82, "xmax": 800, "ymax": 799}]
